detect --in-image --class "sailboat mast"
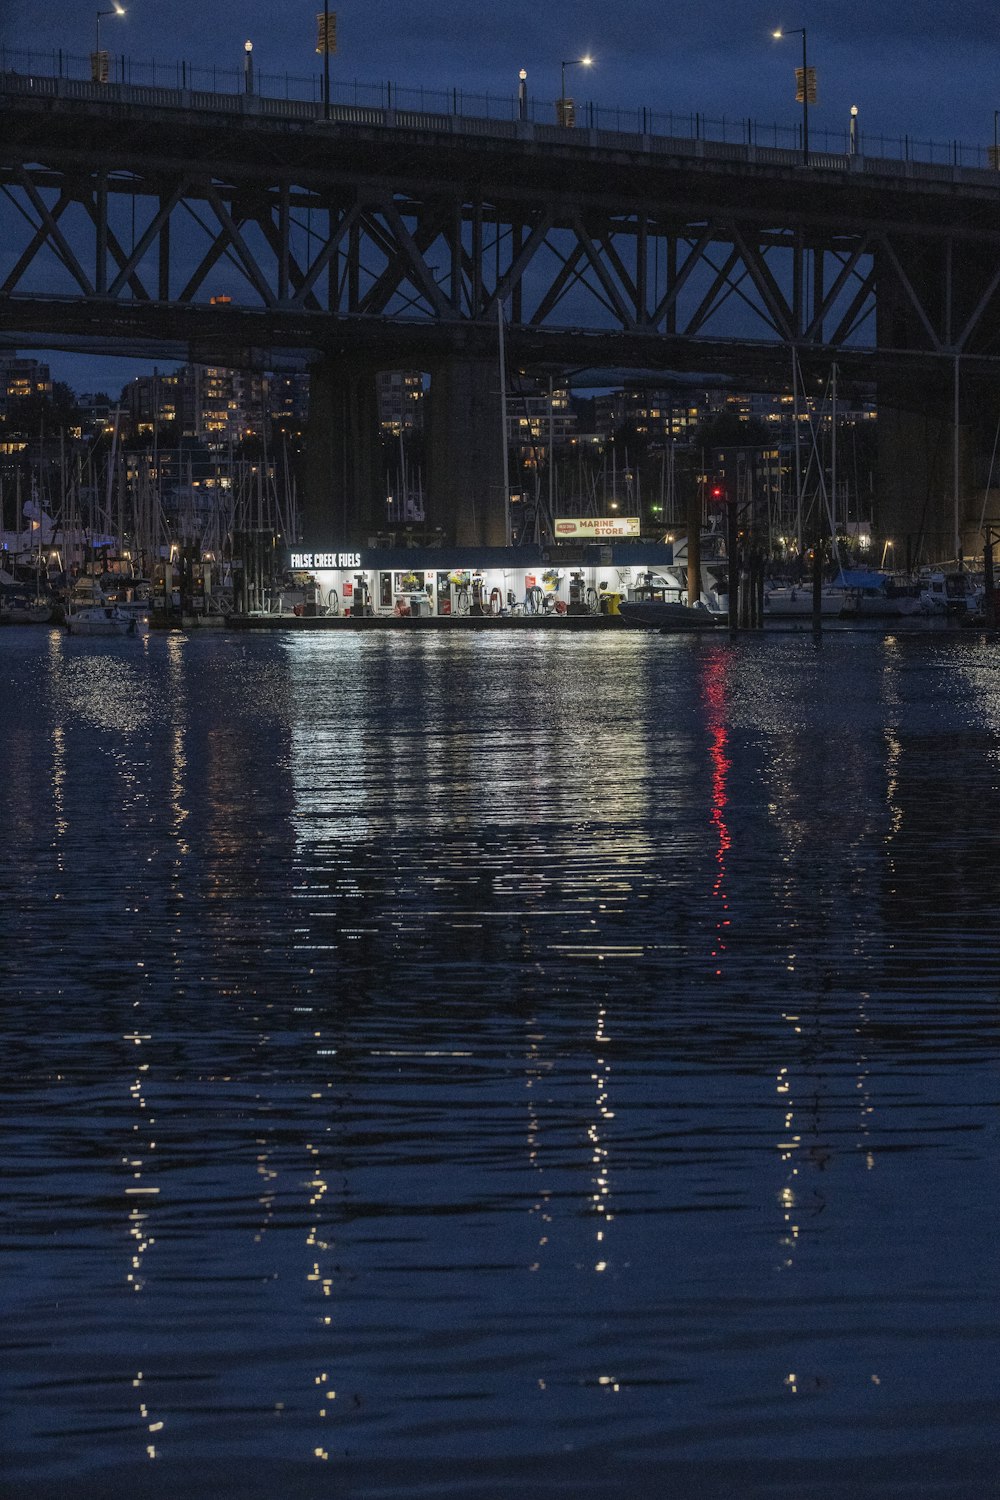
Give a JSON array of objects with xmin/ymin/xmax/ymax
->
[{"xmin": 498, "ymin": 301, "xmax": 511, "ymax": 544}]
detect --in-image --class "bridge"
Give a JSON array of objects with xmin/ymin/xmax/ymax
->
[{"xmin": 3, "ymin": 68, "xmax": 1000, "ymax": 551}]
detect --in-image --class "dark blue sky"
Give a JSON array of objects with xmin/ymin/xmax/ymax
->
[{"xmin": 1, "ymin": 0, "xmax": 995, "ymax": 392}]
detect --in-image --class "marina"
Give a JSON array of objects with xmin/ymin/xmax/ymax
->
[{"xmin": 6, "ymin": 23, "xmax": 1000, "ymax": 1499}]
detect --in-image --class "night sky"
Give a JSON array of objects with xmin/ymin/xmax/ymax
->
[{"xmin": 1, "ymin": 0, "xmax": 995, "ymax": 392}]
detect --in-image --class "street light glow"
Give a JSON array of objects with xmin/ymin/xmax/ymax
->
[{"xmin": 773, "ymin": 25, "xmax": 810, "ymax": 164}]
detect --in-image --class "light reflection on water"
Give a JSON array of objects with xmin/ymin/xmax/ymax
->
[{"xmin": 1, "ymin": 626, "xmax": 999, "ymax": 1498}]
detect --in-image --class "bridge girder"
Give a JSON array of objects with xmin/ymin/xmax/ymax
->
[{"xmin": 3, "ymin": 78, "xmax": 1000, "ymax": 382}]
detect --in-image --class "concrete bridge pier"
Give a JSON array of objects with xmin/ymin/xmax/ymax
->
[
  {"xmin": 876, "ymin": 388, "xmax": 980, "ymax": 567},
  {"xmin": 303, "ymin": 356, "xmax": 383, "ymax": 546},
  {"xmin": 425, "ymin": 356, "xmax": 508, "ymax": 546},
  {"xmin": 875, "ymin": 249, "xmax": 985, "ymax": 566}
]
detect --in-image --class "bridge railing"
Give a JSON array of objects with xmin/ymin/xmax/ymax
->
[{"xmin": 3, "ymin": 50, "xmax": 1000, "ymax": 189}]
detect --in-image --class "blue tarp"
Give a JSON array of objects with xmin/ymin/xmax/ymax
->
[{"xmin": 833, "ymin": 569, "xmax": 889, "ymax": 591}]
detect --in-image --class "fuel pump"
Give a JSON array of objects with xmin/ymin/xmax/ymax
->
[
  {"xmin": 568, "ymin": 570, "xmax": 587, "ymax": 613},
  {"xmin": 353, "ymin": 574, "xmax": 372, "ymax": 616},
  {"xmin": 469, "ymin": 572, "xmax": 487, "ymax": 616}
]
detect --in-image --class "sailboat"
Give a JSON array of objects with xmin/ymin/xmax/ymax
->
[{"xmin": 64, "ymin": 577, "xmax": 136, "ymax": 635}]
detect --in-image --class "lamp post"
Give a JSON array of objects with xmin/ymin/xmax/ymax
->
[
  {"xmin": 558, "ymin": 54, "xmax": 592, "ymax": 127},
  {"xmin": 243, "ymin": 39, "xmax": 254, "ymax": 94},
  {"xmin": 93, "ymin": 4, "xmax": 124, "ymax": 82},
  {"xmin": 95, "ymin": 3, "xmax": 124, "ymax": 53},
  {"xmin": 773, "ymin": 27, "xmax": 810, "ymax": 165},
  {"xmin": 849, "ymin": 103, "xmax": 859, "ymax": 156},
  {"xmin": 518, "ymin": 67, "xmax": 527, "ymax": 123}
]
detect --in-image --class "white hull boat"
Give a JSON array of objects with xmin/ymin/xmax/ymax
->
[
  {"xmin": 65, "ymin": 605, "xmax": 137, "ymax": 636},
  {"xmin": 764, "ymin": 586, "xmax": 844, "ymax": 618}
]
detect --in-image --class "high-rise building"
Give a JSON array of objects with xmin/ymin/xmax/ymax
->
[
  {"xmin": 0, "ymin": 355, "xmax": 52, "ymax": 419},
  {"xmin": 376, "ymin": 371, "xmax": 424, "ymax": 435}
]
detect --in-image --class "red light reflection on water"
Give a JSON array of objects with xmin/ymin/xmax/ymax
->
[{"xmin": 702, "ymin": 650, "xmax": 731, "ymax": 973}]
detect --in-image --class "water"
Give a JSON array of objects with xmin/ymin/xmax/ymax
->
[{"xmin": 1, "ymin": 625, "xmax": 999, "ymax": 1500}]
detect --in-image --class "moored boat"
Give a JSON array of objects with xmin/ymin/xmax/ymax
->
[
  {"xmin": 919, "ymin": 569, "xmax": 984, "ymax": 617},
  {"xmin": 619, "ymin": 598, "xmax": 728, "ymax": 630},
  {"xmin": 1, "ymin": 595, "xmax": 55, "ymax": 624},
  {"xmin": 620, "ymin": 564, "xmax": 729, "ymax": 630},
  {"xmin": 764, "ymin": 583, "xmax": 844, "ymax": 618},
  {"xmin": 64, "ymin": 603, "xmax": 136, "ymax": 636},
  {"xmin": 836, "ymin": 570, "xmax": 922, "ymax": 619}
]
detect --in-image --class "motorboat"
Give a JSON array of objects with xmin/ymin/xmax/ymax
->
[
  {"xmin": 619, "ymin": 598, "xmax": 729, "ymax": 630},
  {"xmin": 620, "ymin": 570, "xmax": 728, "ymax": 630},
  {"xmin": 919, "ymin": 570, "xmax": 984, "ymax": 618}
]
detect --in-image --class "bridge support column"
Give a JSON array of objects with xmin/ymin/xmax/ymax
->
[
  {"xmin": 426, "ymin": 356, "xmax": 507, "ymax": 547},
  {"xmin": 303, "ymin": 357, "xmax": 382, "ymax": 546},
  {"xmin": 876, "ymin": 374, "xmax": 979, "ymax": 568},
  {"xmin": 875, "ymin": 247, "xmax": 986, "ymax": 566}
]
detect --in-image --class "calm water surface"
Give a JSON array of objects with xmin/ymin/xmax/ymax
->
[{"xmin": 1, "ymin": 626, "xmax": 999, "ymax": 1500}]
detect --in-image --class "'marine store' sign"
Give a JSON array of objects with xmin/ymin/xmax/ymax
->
[
  {"xmin": 290, "ymin": 552, "xmax": 362, "ymax": 570},
  {"xmin": 552, "ymin": 517, "xmax": 641, "ymax": 539}
]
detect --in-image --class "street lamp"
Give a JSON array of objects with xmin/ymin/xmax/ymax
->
[
  {"xmin": 93, "ymin": 3, "xmax": 124, "ymax": 82},
  {"xmin": 558, "ymin": 54, "xmax": 592, "ymax": 127},
  {"xmin": 95, "ymin": 3, "xmax": 125, "ymax": 53},
  {"xmin": 518, "ymin": 67, "xmax": 527, "ymax": 123},
  {"xmin": 850, "ymin": 103, "xmax": 859, "ymax": 156},
  {"xmin": 773, "ymin": 26, "xmax": 811, "ymax": 165},
  {"xmin": 244, "ymin": 39, "xmax": 254, "ymax": 95}
]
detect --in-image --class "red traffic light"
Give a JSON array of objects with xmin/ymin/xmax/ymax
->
[{"xmin": 709, "ymin": 484, "xmax": 726, "ymax": 502}]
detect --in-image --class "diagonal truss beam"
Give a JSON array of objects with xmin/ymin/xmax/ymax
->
[
  {"xmin": 203, "ymin": 182, "xmax": 276, "ymax": 308},
  {"xmin": 802, "ymin": 237, "xmax": 872, "ymax": 342},
  {"xmin": 83, "ymin": 192, "xmax": 151, "ymax": 300},
  {"xmin": 729, "ymin": 224, "xmax": 793, "ymax": 340},
  {"xmin": 528, "ymin": 243, "xmax": 587, "ymax": 325},
  {"xmin": 367, "ymin": 198, "xmax": 451, "ymax": 318},
  {"xmin": 648, "ymin": 224, "xmax": 717, "ymax": 331},
  {"xmin": 105, "ymin": 180, "xmax": 187, "ymax": 298},
  {"xmin": 0, "ymin": 186, "xmax": 74, "ymax": 294},
  {"xmin": 570, "ymin": 213, "xmax": 636, "ymax": 329},
  {"xmin": 875, "ymin": 235, "xmax": 943, "ymax": 352},
  {"xmin": 358, "ymin": 202, "xmax": 448, "ymax": 316},
  {"xmin": 685, "ymin": 247, "xmax": 743, "ymax": 336},
  {"xmin": 485, "ymin": 207, "xmax": 556, "ymax": 314},
  {"xmin": 14, "ymin": 169, "xmax": 92, "ymax": 293},
  {"xmin": 827, "ymin": 264, "xmax": 877, "ymax": 346}
]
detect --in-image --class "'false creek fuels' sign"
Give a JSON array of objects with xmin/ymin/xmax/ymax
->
[
  {"xmin": 290, "ymin": 552, "xmax": 362, "ymax": 570},
  {"xmin": 552, "ymin": 517, "xmax": 641, "ymax": 539}
]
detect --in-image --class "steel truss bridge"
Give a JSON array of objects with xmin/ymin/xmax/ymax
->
[{"xmin": 3, "ymin": 70, "xmax": 1000, "ymax": 393}]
